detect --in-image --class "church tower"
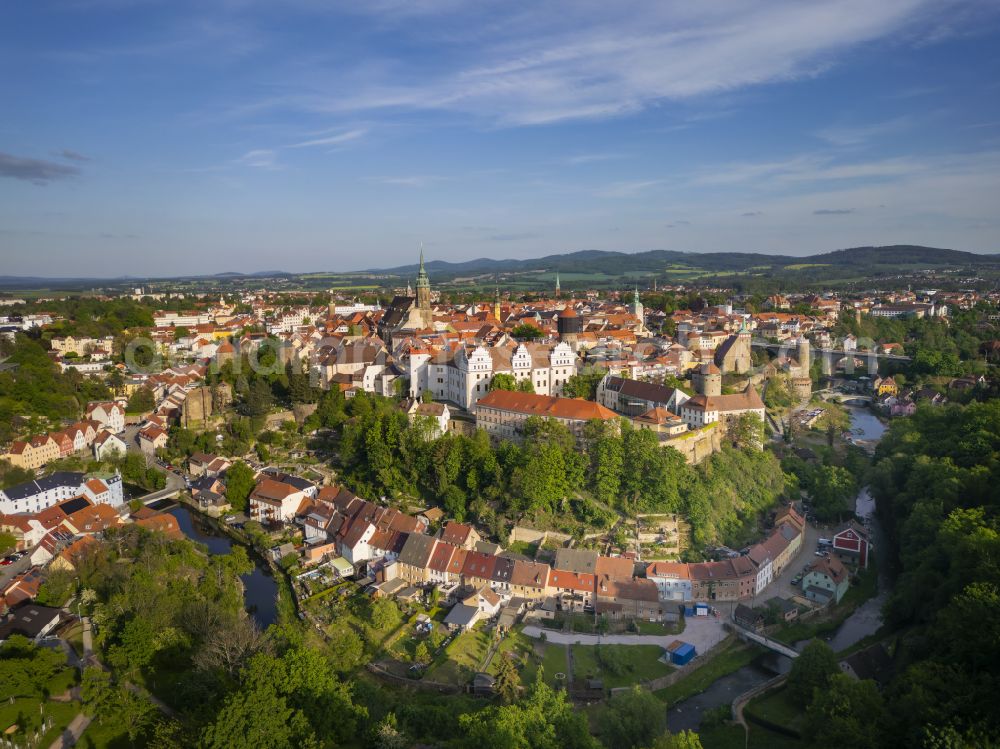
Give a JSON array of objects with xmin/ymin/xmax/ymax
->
[
  {"xmin": 415, "ymin": 246, "xmax": 433, "ymax": 329},
  {"xmin": 493, "ymin": 283, "xmax": 502, "ymax": 322},
  {"xmin": 555, "ymin": 272, "xmax": 561, "ymax": 298},
  {"xmin": 630, "ymin": 285, "xmax": 644, "ymax": 320}
]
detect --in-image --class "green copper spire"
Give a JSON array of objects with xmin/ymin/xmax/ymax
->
[{"xmin": 416, "ymin": 243, "xmax": 429, "ymax": 288}]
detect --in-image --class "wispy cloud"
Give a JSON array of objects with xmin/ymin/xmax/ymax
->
[
  {"xmin": 565, "ymin": 152, "xmax": 625, "ymax": 165},
  {"xmin": 815, "ymin": 116, "xmax": 912, "ymax": 146},
  {"xmin": 0, "ymin": 152, "xmax": 81, "ymax": 184},
  {"xmin": 742, "ymin": 211, "xmax": 763, "ymax": 217},
  {"xmin": 596, "ymin": 179, "xmax": 662, "ymax": 198},
  {"xmin": 53, "ymin": 149, "xmax": 91, "ymax": 162},
  {"xmin": 253, "ymin": 0, "xmax": 971, "ymax": 126},
  {"xmin": 368, "ymin": 175, "xmax": 444, "ymax": 187},
  {"xmin": 813, "ymin": 208, "xmax": 854, "ymax": 215},
  {"xmin": 287, "ymin": 127, "xmax": 368, "ymax": 148},
  {"xmin": 235, "ymin": 149, "xmax": 278, "ymax": 169}
]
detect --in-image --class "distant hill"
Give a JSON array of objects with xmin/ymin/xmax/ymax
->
[{"xmin": 371, "ymin": 245, "xmax": 999, "ymax": 278}]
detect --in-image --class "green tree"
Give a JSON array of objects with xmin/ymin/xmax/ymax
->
[
  {"xmin": 173, "ymin": 326, "xmax": 190, "ymax": 341},
  {"xmin": 127, "ymin": 386, "xmax": 155, "ymax": 413},
  {"xmin": 786, "ymin": 640, "xmax": 839, "ymax": 707},
  {"xmin": 732, "ymin": 412, "xmax": 764, "ymax": 450},
  {"xmin": 598, "ymin": 686, "xmax": 665, "ymax": 749},
  {"xmin": 511, "ymin": 323, "xmax": 544, "ymax": 341},
  {"xmin": 490, "ymin": 373, "xmax": 518, "ymax": 391},
  {"xmin": 225, "ymin": 461, "xmax": 256, "ymax": 512},
  {"xmin": 493, "ymin": 653, "xmax": 522, "ymax": 704},
  {"xmin": 459, "ymin": 673, "xmax": 598, "ymax": 749},
  {"xmin": 370, "ymin": 598, "xmax": 401, "ymax": 631},
  {"xmin": 804, "ymin": 674, "xmax": 888, "ymax": 749},
  {"xmin": 414, "ymin": 641, "xmax": 431, "ymax": 666},
  {"xmin": 642, "ymin": 731, "xmax": 704, "ymax": 749}
]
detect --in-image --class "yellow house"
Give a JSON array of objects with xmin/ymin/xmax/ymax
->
[{"xmin": 874, "ymin": 376, "xmax": 898, "ymax": 396}]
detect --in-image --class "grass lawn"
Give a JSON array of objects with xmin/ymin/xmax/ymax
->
[
  {"xmin": 570, "ymin": 644, "xmax": 673, "ymax": 689},
  {"xmin": 46, "ymin": 666, "xmax": 79, "ymax": 696},
  {"xmin": 654, "ymin": 640, "xmax": 762, "ymax": 707},
  {"xmin": 540, "ymin": 643, "xmax": 569, "ymax": 685},
  {"xmin": 633, "ymin": 618, "xmax": 684, "ymax": 636},
  {"xmin": 63, "ymin": 621, "xmax": 86, "ymax": 659},
  {"xmin": 0, "ymin": 697, "xmax": 81, "ymax": 748},
  {"xmin": 79, "ymin": 716, "xmax": 132, "ymax": 748},
  {"xmin": 425, "ymin": 627, "xmax": 492, "ymax": 685},
  {"xmin": 745, "ymin": 687, "xmax": 806, "ymax": 735},
  {"xmin": 488, "ymin": 629, "xmax": 540, "ymax": 685},
  {"xmin": 505, "ymin": 540, "xmax": 538, "ymax": 557}
]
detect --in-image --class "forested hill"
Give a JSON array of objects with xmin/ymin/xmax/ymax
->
[
  {"xmin": 372, "ymin": 245, "xmax": 1000, "ymax": 279},
  {"xmin": 867, "ymin": 400, "xmax": 1000, "ymax": 745}
]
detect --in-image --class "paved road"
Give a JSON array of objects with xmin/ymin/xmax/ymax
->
[
  {"xmin": 48, "ymin": 713, "xmax": 92, "ymax": 749},
  {"xmin": 0, "ymin": 553, "xmax": 32, "ymax": 588},
  {"xmin": 523, "ymin": 615, "xmax": 727, "ymax": 656}
]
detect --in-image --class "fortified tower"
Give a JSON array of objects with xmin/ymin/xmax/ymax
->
[{"xmin": 695, "ymin": 362, "xmax": 722, "ymax": 397}]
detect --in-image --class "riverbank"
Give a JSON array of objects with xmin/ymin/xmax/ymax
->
[{"xmin": 165, "ymin": 501, "xmax": 288, "ymax": 629}]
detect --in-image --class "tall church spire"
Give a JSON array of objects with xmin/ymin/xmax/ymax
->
[
  {"xmin": 415, "ymin": 244, "xmax": 432, "ymax": 328},
  {"xmin": 555, "ymin": 272, "xmax": 561, "ymax": 298}
]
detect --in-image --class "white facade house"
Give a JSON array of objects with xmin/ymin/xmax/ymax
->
[
  {"xmin": 85, "ymin": 402, "xmax": 125, "ymax": 434},
  {"xmin": 0, "ymin": 472, "xmax": 124, "ymax": 515},
  {"xmin": 646, "ymin": 562, "xmax": 693, "ymax": 602}
]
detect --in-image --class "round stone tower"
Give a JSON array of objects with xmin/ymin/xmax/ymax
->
[
  {"xmin": 696, "ymin": 362, "xmax": 722, "ymax": 397},
  {"xmin": 557, "ymin": 306, "xmax": 582, "ymax": 349}
]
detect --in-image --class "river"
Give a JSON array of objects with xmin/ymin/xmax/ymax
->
[
  {"xmin": 165, "ymin": 504, "xmax": 279, "ymax": 629},
  {"xmin": 667, "ymin": 406, "xmax": 889, "ymax": 732}
]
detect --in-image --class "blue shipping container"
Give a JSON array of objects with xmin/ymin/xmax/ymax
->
[{"xmin": 670, "ymin": 642, "xmax": 696, "ymax": 666}]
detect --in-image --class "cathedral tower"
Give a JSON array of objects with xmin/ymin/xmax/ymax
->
[{"xmin": 415, "ymin": 246, "xmax": 433, "ymax": 329}]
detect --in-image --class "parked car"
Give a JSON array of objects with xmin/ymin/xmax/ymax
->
[{"xmin": 1, "ymin": 557, "xmax": 14, "ymax": 566}]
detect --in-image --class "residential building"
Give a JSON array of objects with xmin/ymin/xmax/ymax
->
[
  {"xmin": 678, "ymin": 385, "xmax": 766, "ymax": 432},
  {"xmin": 0, "ymin": 472, "xmax": 123, "ymax": 515},
  {"xmin": 803, "ymin": 557, "xmax": 850, "ymax": 605},
  {"xmin": 474, "ymin": 389, "xmax": 619, "ymax": 443},
  {"xmin": 92, "ymin": 430, "xmax": 126, "ymax": 461},
  {"xmin": 438, "ymin": 521, "xmax": 481, "ymax": 550},
  {"xmin": 248, "ymin": 478, "xmax": 308, "ymax": 525},
  {"xmin": 646, "ymin": 561, "xmax": 693, "ymax": 602},
  {"xmin": 597, "ymin": 375, "xmax": 690, "ymax": 417},
  {"xmin": 85, "ymin": 402, "xmax": 125, "ymax": 434}
]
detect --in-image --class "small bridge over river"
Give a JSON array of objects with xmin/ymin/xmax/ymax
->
[{"xmin": 732, "ymin": 625, "xmax": 800, "ymax": 659}]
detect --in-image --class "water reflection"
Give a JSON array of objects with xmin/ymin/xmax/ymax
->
[{"xmin": 166, "ymin": 505, "xmax": 279, "ymax": 629}]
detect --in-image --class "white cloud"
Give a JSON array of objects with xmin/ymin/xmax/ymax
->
[
  {"xmin": 287, "ymin": 128, "xmax": 368, "ymax": 148},
  {"xmin": 565, "ymin": 152, "xmax": 626, "ymax": 165},
  {"xmin": 814, "ymin": 116, "xmax": 913, "ymax": 146},
  {"xmin": 260, "ymin": 0, "xmax": 984, "ymax": 126},
  {"xmin": 368, "ymin": 175, "xmax": 445, "ymax": 187},
  {"xmin": 236, "ymin": 149, "xmax": 278, "ymax": 168},
  {"xmin": 596, "ymin": 179, "xmax": 662, "ymax": 198}
]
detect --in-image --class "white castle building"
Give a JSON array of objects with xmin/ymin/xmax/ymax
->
[{"xmin": 408, "ymin": 342, "xmax": 577, "ymax": 410}]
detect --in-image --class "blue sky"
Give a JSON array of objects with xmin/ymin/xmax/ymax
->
[{"xmin": 1, "ymin": 0, "xmax": 999, "ymax": 277}]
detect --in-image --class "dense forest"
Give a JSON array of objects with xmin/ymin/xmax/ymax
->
[{"xmin": 857, "ymin": 401, "xmax": 1000, "ymax": 746}]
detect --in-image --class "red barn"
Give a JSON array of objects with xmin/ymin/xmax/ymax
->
[{"xmin": 832, "ymin": 521, "xmax": 871, "ymax": 569}]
